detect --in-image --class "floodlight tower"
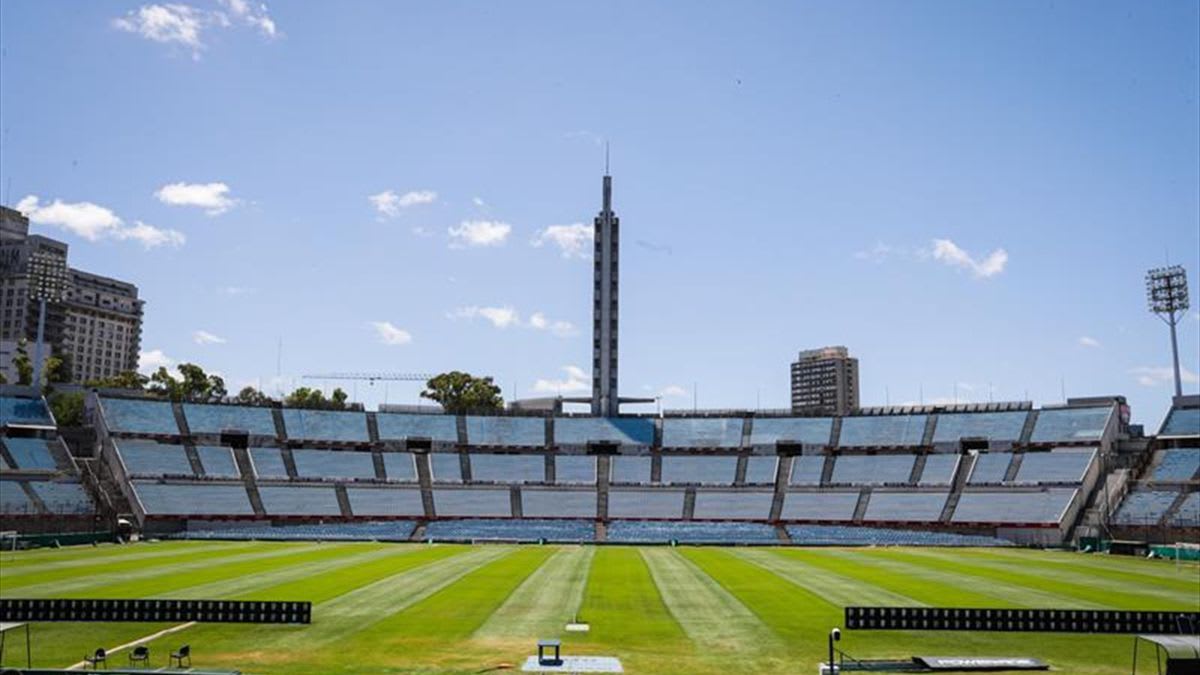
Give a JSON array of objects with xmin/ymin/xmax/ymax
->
[
  {"xmin": 1146, "ymin": 265, "xmax": 1190, "ymax": 398},
  {"xmin": 28, "ymin": 246, "xmax": 69, "ymax": 387}
]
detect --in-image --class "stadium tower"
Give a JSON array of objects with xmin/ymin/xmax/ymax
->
[{"xmin": 591, "ymin": 162, "xmax": 619, "ymax": 417}]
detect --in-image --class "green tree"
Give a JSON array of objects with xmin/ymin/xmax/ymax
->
[
  {"xmin": 48, "ymin": 391, "xmax": 85, "ymax": 427},
  {"xmin": 13, "ymin": 340, "xmax": 32, "ymax": 386},
  {"xmin": 85, "ymin": 371, "xmax": 149, "ymax": 390},
  {"xmin": 235, "ymin": 386, "xmax": 274, "ymax": 405},
  {"xmin": 283, "ymin": 386, "xmax": 349, "ymax": 410},
  {"xmin": 148, "ymin": 363, "xmax": 226, "ymax": 402},
  {"xmin": 421, "ymin": 371, "xmax": 503, "ymax": 413}
]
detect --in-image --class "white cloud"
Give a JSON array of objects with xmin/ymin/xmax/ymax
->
[
  {"xmin": 369, "ymin": 321, "xmax": 413, "ymax": 346},
  {"xmin": 17, "ymin": 195, "xmax": 184, "ymax": 249},
  {"xmin": 449, "ymin": 305, "xmax": 521, "ymax": 329},
  {"xmin": 658, "ymin": 384, "xmax": 688, "ymax": 398},
  {"xmin": 472, "ymin": 196, "xmax": 487, "ymax": 208},
  {"xmin": 1130, "ymin": 366, "xmax": 1199, "ymax": 388},
  {"xmin": 528, "ymin": 312, "xmax": 577, "ymax": 337},
  {"xmin": 533, "ymin": 365, "xmax": 590, "ymax": 394},
  {"xmin": 155, "ymin": 181, "xmax": 237, "ymax": 214},
  {"xmin": 193, "ymin": 330, "xmax": 226, "ymax": 345},
  {"xmin": 532, "ymin": 223, "xmax": 593, "ymax": 259},
  {"xmin": 929, "ymin": 238, "xmax": 1008, "ymax": 279},
  {"xmin": 853, "ymin": 241, "xmax": 893, "ymax": 263},
  {"xmin": 448, "ymin": 220, "xmax": 511, "ymax": 248},
  {"xmin": 138, "ymin": 348, "xmax": 175, "ymax": 376},
  {"xmin": 369, "ymin": 189, "xmax": 437, "ymax": 217},
  {"xmin": 1078, "ymin": 336, "xmax": 1101, "ymax": 348},
  {"xmin": 115, "ymin": 2, "xmax": 278, "ymax": 57}
]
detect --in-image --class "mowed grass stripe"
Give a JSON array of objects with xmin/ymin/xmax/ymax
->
[
  {"xmin": 6, "ymin": 542, "xmax": 326, "ymax": 597},
  {"xmin": 576, "ymin": 547, "xmax": 687, "ymax": 649},
  {"xmin": 641, "ymin": 547, "xmax": 782, "ymax": 653},
  {"xmin": 980, "ymin": 547, "xmax": 1200, "ymax": 585},
  {"xmin": 473, "ymin": 545, "xmax": 595, "ymax": 640},
  {"xmin": 809, "ymin": 549, "xmax": 1094, "ymax": 608},
  {"xmin": 734, "ymin": 548, "xmax": 922, "ymax": 607},
  {"xmin": 0, "ymin": 541, "xmax": 255, "ymax": 577},
  {"xmin": 951, "ymin": 548, "xmax": 1200, "ymax": 597},
  {"xmin": 892, "ymin": 549, "xmax": 1191, "ymax": 610}
]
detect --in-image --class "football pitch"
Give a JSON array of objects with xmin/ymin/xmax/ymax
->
[{"xmin": 1, "ymin": 541, "xmax": 1197, "ymax": 674}]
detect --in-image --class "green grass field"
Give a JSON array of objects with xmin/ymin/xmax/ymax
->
[{"xmin": 1, "ymin": 541, "xmax": 1197, "ymax": 673}]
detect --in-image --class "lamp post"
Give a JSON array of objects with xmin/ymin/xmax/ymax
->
[
  {"xmin": 28, "ymin": 247, "xmax": 68, "ymax": 388},
  {"xmin": 828, "ymin": 627, "xmax": 841, "ymax": 674},
  {"xmin": 1146, "ymin": 266, "xmax": 1190, "ymax": 398}
]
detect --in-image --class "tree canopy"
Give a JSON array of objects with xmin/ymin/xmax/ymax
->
[
  {"xmin": 147, "ymin": 363, "xmax": 227, "ymax": 402},
  {"xmin": 283, "ymin": 386, "xmax": 348, "ymax": 410},
  {"xmin": 421, "ymin": 371, "xmax": 503, "ymax": 413}
]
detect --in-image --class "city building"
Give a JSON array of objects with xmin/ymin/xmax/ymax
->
[
  {"xmin": 591, "ymin": 170, "xmax": 619, "ymax": 417},
  {"xmin": 790, "ymin": 345, "xmax": 859, "ymax": 416},
  {"xmin": 0, "ymin": 205, "xmax": 143, "ymax": 383}
]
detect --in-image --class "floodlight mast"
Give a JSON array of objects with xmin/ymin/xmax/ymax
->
[{"xmin": 1146, "ymin": 265, "xmax": 1190, "ymax": 398}]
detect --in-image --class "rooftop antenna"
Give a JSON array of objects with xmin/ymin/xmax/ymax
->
[{"xmin": 605, "ymin": 141, "xmax": 610, "ymax": 175}]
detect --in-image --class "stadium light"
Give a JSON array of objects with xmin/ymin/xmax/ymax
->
[
  {"xmin": 1145, "ymin": 266, "xmax": 1190, "ymax": 398},
  {"xmin": 27, "ymin": 247, "xmax": 69, "ymax": 389}
]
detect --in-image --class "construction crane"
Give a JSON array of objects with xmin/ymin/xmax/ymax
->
[{"xmin": 302, "ymin": 372, "xmax": 435, "ymax": 385}]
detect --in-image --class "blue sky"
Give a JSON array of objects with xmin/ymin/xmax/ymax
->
[{"xmin": 1, "ymin": 1, "xmax": 1197, "ymax": 426}]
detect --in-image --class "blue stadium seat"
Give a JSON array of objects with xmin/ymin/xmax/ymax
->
[
  {"xmin": 779, "ymin": 491, "xmax": 859, "ymax": 521},
  {"xmin": 1014, "ymin": 449, "xmax": 1095, "ymax": 484},
  {"xmin": 184, "ymin": 521, "xmax": 416, "ymax": 541},
  {"xmin": 932, "ymin": 411, "xmax": 1028, "ymax": 443},
  {"xmin": 195, "ymin": 446, "xmax": 239, "ymax": 478},
  {"xmin": 382, "ymin": 452, "xmax": 417, "ymax": 481},
  {"xmin": 432, "ymin": 488, "xmax": 512, "ymax": 516},
  {"xmin": 555, "ymin": 456, "xmax": 596, "ymax": 484},
  {"xmin": 838, "ymin": 415, "xmax": 927, "ymax": 447},
  {"xmin": 785, "ymin": 524, "xmax": 1012, "ymax": 547},
  {"xmin": 258, "ymin": 485, "xmax": 342, "ymax": 515},
  {"xmin": 292, "ymin": 449, "xmax": 375, "ymax": 480},
  {"xmin": 376, "ymin": 413, "xmax": 459, "ymax": 442},
  {"xmin": 281, "ymin": 409, "xmax": 369, "ymax": 443},
  {"xmin": 661, "ymin": 418, "xmax": 743, "ymax": 448},
  {"xmin": 749, "ymin": 417, "xmax": 833, "ymax": 447},
  {"xmin": 425, "ymin": 518, "xmax": 593, "ymax": 542},
  {"xmin": 918, "ymin": 454, "xmax": 959, "ymax": 486},
  {"xmin": 470, "ymin": 454, "xmax": 544, "ymax": 483},
  {"xmin": 1152, "ymin": 448, "xmax": 1200, "ymax": 482},
  {"xmin": 0, "ymin": 396, "xmax": 54, "ymax": 426},
  {"xmin": 1159, "ymin": 408, "xmax": 1200, "ymax": 438},
  {"xmin": 116, "ymin": 440, "xmax": 194, "ymax": 476},
  {"xmin": 100, "ymin": 398, "xmax": 178, "ymax": 435},
  {"xmin": 135, "ymin": 482, "xmax": 253, "ymax": 515},
  {"xmin": 863, "ymin": 492, "xmax": 948, "ymax": 522},
  {"xmin": 522, "ymin": 490, "xmax": 597, "ymax": 518},
  {"xmin": 183, "ymin": 403, "xmax": 277, "ymax": 436},
  {"xmin": 2, "ymin": 437, "xmax": 59, "ymax": 470},
  {"xmin": 27, "ymin": 481, "xmax": 91, "ymax": 514},
  {"xmin": 744, "ymin": 456, "xmax": 779, "ymax": 484},
  {"xmin": 952, "ymin": 488, "xmax": 1077, "ymax": 524},
  {"xmin": 554, "ymin": 417, "xmax": 654, "ymax": 446},
  {"xmin": 607, "ymin": 489, "xmax": 685, "ymax": 518},
  {"xmin": 1114, "ymin": 490, "xmax": 1179, "ymax": 526},
  {"xmin": 660, "ymin": 456, "xmax": 737, "ymax": 485},
  {"xmin": 830, "ymin": 455, "xmax": 914, "ymax": 485},
  {"xmin": 692, "ymin": 491, "xmax": 773, "ymax": 519},
  {"xmin": 249, "ymin": 448, "xmax": 289, "ymax": 478},
  {"xmin": 466, "ymin": 416, "xmax": 545, "ymax": 446},
  {"xmin": 345, "ymin": 487, "xmax": 425, "ymax": 516},
  {"xmin": 1029, "ymin": 406, "xmax": 1112, "ymax": 443},
  {"xmin": 607, "ymin": 520, "xmax": 777, "ymax": 544}
]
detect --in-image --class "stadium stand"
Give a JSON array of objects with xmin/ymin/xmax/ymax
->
[
  {"xmin": 184, "ymin": 521, "xmax": 417, "ymax": 541},
  {"xmin": 863, "ymin": 491, "xmax": 949, "ymax": 522},
  {"xmin": 608, "ymin": 489, "xmax": 685, "ymax": 518},
  {"xmin": 661, "ymin": 417, "xmax": 743, "ymax": 448},
  {"xmin": 554, "ymin": 417, "xmax": 654, "ymax": 446},
  {"xmin": 281, "ymin": 408, "xmax": 369, "ymax": 443},
  {"xmin": 258, "ymin": 485, "xmax": 342, "ymax": 516},
  {"xmin": 748, "ymin": 417, "xmax": 833, "ymax": 447},
  {"xmin": 183, "ymin": 403, "xmax": 276, "ymax": 436},
  {"xmin": 968, "ymin": 452, "xmax": 1012, "ymax": 484},
  {"xmin": 195, "ymin": 445, "xmax": 240, "ymax": 478},
  {"xmin": 1151, "ymin": 448, "xmax": 1200, "ymax": 482},
  {"xmin": 432, "ymin": 488, "xmax": 512, "ymax": 516},
  {"xmin": 610, "ymin": 456, "xmax": 652, "ymax": 483},
  {"xmin": 345, "ymin": 487, "xmax": 425, "ymax": 516},
  {"xmin": 1113, "ymin": 490, "xmax": 1180, "ymax": 526},
  {"xmin": 1159, "ymin": 407, "xmax": 1200, "ymax": 438},
  {"xmin": 2, "ymin": 437, "xmax": 59, "ymax": 470},
  {"xmin": 425, "ymin": 518, "xmax": 593, "ymax": 542},
  {"xmin": 931, "ymin": 410, "xmax": 1028, "ymax": 443},
  {"xmin": 0, "ymin": 395, "xmax": 54, "ymax": 426},
  {"xmin": 1014, "ymin": 448, "xmax": 1096, "ymax": 484},
  {"xmin": 28, "ymin": 481, "xmax": 91, "ymax": 513},
  {"xmin": 469, "ymin": 453, "xmax": 544, "ymax": 483},
  {"xmin": 134, "ymin": 482, "xmax": 254, "ymax": 516},
  {"xmin": 789, "ymin": 455, "xmax": 826, "ymax": 485},
  {"xmin": 292, "ymin": 449, "xmax": 375, "ymax": 480},
  {"xmin": 382, "ymin": 452, "xmax": 417, "ymax": 481},
  {"xmin": 660, "ymin": 456, "xmax": 737, "ymax": 484},
  {"xmin": 0, "ymin": 481, "xmax": 35, "ymax": 513},
  {"xmin": 99, "ymin": 397, "xmax": 178, "ymax": 435},
  {"xmin": 780, "ymin": 491, "xmax": 859, "ymax": 520},
  {"xmin": 249, "ymin": 447, "xmax": 289, "ymax": 479},
  {"xmin": 744, "ymin": 456, "xmax": 779, "ymax": 484},
  {"xmin": 951, "ymin": 488, "xmax": 1078, "ymax": 524},
  {"xmin": 1170, "ymin": 492, "xmax": 1199, "ymax": 526},
  {"xmin": 466, "ymin": 416, "xmax": 545, "ymax": 446},
  {"xmin": 376, "ymin": 412, "xmax": 459, "ymax": 442},
  {"xmin": 1029, "ymin": 406, "xmax": 1112, "ymax": 443},
  {"xmin": 830, "ymin": 454, "xmax": 914, "ymax": 485},
  {"xmin": 693, "ymin": 490, "xmax": 773, "ymax": 519},
  {"xmin": 918, "ymin": 454, "xmax": 959, "ymax": 485},
  {"xmin": 430, "ymin": 453, "xmax": 463, "ymax": 482},
  {"xmin": 607, "ymin": 520, "xmax": 778, "ymax": 543},
  {"xmin": 522, "ymin": 489, "xmax": 597, "ymax": 518},
  {"xmin": 116, "ymin": 440, "xmax": 194, "ymax": 477},
  {"xmin": 555, "ymin": 455, "xmax": 596, "ymax": 484},
  {"xmin": 838, "ymin": 414, "xmax": 927, "ymax": 447},
  {"xmin": 785, "ymin": 524, "xmax": 1012, "ymax": 547}
]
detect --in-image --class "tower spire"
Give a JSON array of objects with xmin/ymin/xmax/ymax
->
[{"xmin": 592, "ymin": 159, "xmax": 619, "ymax": 417}]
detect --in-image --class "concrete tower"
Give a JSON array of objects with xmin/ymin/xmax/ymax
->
[{"xmin": 591, "ymin": 167, "xmax": 619, "ymax": 416}]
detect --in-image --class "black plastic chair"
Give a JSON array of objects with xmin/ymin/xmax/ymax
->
[
  {"xmin": 170, "ymin": 644, "xmax": 191, "ymax": 667},
  {"xmin": 129, "ymin": 645, "xmax": 149, "ymax": 667},
  {"xmin": 84, "ymin": 648, "xmax": 106, "ymax": 670}
]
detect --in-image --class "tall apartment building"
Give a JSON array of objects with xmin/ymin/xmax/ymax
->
[
  {"xmin": 0, "ymin": 205, "xmax": 143, "ymax": 383},
  {"xmin": 791, "ymin": 346, "xmax": 859, "ymax": 416}
]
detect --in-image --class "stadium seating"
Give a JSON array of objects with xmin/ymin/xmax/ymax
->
[
  {"xmin": 555, "ymin": 456, "xmax": 596, "ymax": 484},
  {"xmin": 1170, "ymin": 492, "xmax": 1199, "ymax": 526},
  {"xmin": 743, "ymin": 456, "xmax": 779, "ymax": 484},
  {"xmin": 522, "ymin": 489, "xmax": 597, "ymax": 518},
  {"xmin": 345, "ymin": 487, "xmax": 425, "ymax": 516},
  {"xmin": 116, "ymin": 440, "xmax": 194, "ymax": 476},
  {"xmin": 554, "ymin": 417, "xmax": 654, "ymax": 446},
  {"xmin": 932, "ymin": 411, "xmax": 1028, "ymax": 443},
  {"xmin": 432, "ymin": 488, "xmax": 512, "ymax": 516},
  {"xmin": 2, "ymin": 437, "xmax": 59, "ymax": 470},
  {"xmin": 838, "ymin": 415, "xmax": 927, "ymax": 447},
  {"xmin": 470, "ymin": 453, "xmax": 544, "ymax": 483},
  {"xmin": 258, "ymin": 485, "xmax": 342, "ymax": 516},
  {"xmin": 779, "ymin": 491, "xmax": 859, "ymax": 520},
  {"xmin": 28, "ymin": 481, "xmax": 91, "ymax": 514},
  {"xmin": 0, "ymin": 396, "xmax": 54, "ymax": 426},
  {"xmin": 610, "ymin": 456, "xmax": 652, "ymax": 483},
  {"xmin": 183, "ymin": 403, "xmax": 276, "ymax": 436},
  {"xmin": 607, "ymin": 520, "xmax": 778, "ymax": 544},
  {"xmin": 863, "ymin": 491, "xmax": 949, "ymax": 522},
  {"xmin": 1159, "ymin": 407, "xmax": 1200, "ymax": 438},
  {"xmin": 430, "ymin": 453, "xmax": 463, "ymax": 482},
  {"xmin": 466, "ymin": 416, "xmax": 545, "ymax": 446},
  {"xmin": 0, "ymin": 481, "xmax": 34, "ymax": 513},
  {"xmin": 661, "ymin": 418, "xmax": 743, "ymax": 448},
  {"xmin": 382, "ymin": 452, "xmax": 417, "ymax": 481},
  {"xmin": 376, "ymin": 412, "xmax": 459, "ymax": 442},
  {"xmin": 785, "ymin": 524, "xmax": 1012, "ymax": 547},
  {"xmin": 425, "ymin": 518, "xmax": 593, "ymax": 542},
  {"xmin": 918, "ymin": 454, "xmax": 959, "ymax": 486},
  {"xmin": 789, "ymin": 455, "xmax": 826, "ymax": 485},
  {"xmin": 660, "ymin": 456, "xmax": 737, "ymax": 485},
  {"xmin": 100, "ymin": 398, "xmax": 179, "ymax": 435},
  {"xmin": 184, "ymin": 521, "xmax": 417, "ymax": 541},
  {"xmin": 1015, "ymin": 449, "xmax": 1095, "ymax": 484},
  {"xmin": 292, "ymin": 449, "xmax": 376, "ymax": 480},
  {"xmin": 281, "ymin": 409, "xmax": 369, "ymax": 443},
  {"xmin": 692, "ymin": 491, "xmax": 773, "ymax": 519},
  {"xmin": 1151, "ymin": 448, "xmax": 1200, "ymax": 482},
  {"xmin": 607, "ymin": 489, "xmax": 685, "ymax": 518},
  {"xmin": 968, "ymin": 452, "xmax": 1012, "ymax": 484},
  {"xmin": 1113, "ymin": 490, "xmax": 1179, "ymax": 526},
  {"xmin": 250, "ymin": 448, "xmax": 289, "ymax": 478},
  {"xmin": 134, "ymin": 482, "xmax": 254, "ymax": 516},
  {"xmin": 830, "ymin": 454, "xmax": 914, "ymax": 485},
  {"xmin": 195, "ymin": 446, "xmax": 240, "ymax": 478},
  {"xmin": 1029, "ymin": 406, "xmax": 1111, "ymax": 443},
  {"xmin": 749, "ymin": 417, "xmax": 833, "ymax": 447},
  {"xmin": 951, "ymin": 488, "xmax": 1077, "ymax": 524}
]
